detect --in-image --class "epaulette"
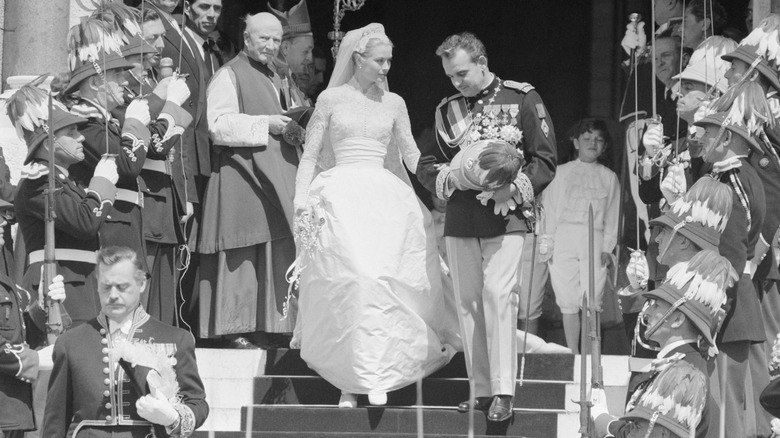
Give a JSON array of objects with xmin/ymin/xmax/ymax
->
[
  {"xmin": 20, "ymin": 162, "xmax": 49, "ymax": 181},
  {"xmin": 504, "ymin": 80, "xmax": 534, "ymax": 93},
  {"xmin": 436, "ymin": 93, "xmax": 463, "ymax": 109}
]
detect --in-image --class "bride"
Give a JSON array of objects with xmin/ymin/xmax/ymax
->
[{"xmin": 291, "ymin": 23, "xmax": 456, "ymax": 408}]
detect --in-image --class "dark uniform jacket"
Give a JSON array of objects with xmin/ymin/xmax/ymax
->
[
  {"xmin": 752, "ymin": 99, "xmax": 780, "ymax": 285},
  {"xmin": 69, "ymin": 98, "xmax": 151, "ymax": 272},
  {"xmin": 605, "ymin": 342, "xmax": 715, "ymax": 438},
  {"xmin": 710, "ymin": 157, "xmax": 767, "ymax": 344},
  {"xmin": 417, "ymin": 76, "xmax": 557, "ymax": 237},
  {"xmin": 14, "ymin": 162, "xmax": 115, "ymax": 328},
  {"xmin": 0, "ymin": 272, "xmax": 43, "ymax": 432},
  {"xmin": 42, "ymin": 307, "xmax": 208, "ymax": 437}
]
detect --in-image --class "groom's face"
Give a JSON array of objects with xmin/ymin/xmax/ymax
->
[{"xmin": 441, "ymin": 48, "xmax": 488, "ymax": 97}]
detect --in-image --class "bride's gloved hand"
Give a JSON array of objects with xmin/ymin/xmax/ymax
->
[{"xmin": 269, "ymin": 115, "xmax": 292, "ymax": 136}]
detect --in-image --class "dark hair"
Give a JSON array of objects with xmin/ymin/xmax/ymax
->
[
  {"xmin": 566, "ymin": 118, "xmax": 613, "ymax": 167},
  {"xmin": 478, "ymin": 141, "xmax": 523, "ymax": 188},
  {"xmin": 96, "ymin": 246, "xmax": 147, "ymax": 282},
  {"xmin": 686, "ymin": 0, "xmax": 728, "ymax": 36},
  {"xmin": 435, "ymin": 32, "xmax": 487, "ymax": 63},
  {"xmin": 141, "ymin": 6, "xmax": 161, "ymax": 23}
]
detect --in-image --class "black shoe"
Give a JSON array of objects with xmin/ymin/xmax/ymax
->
[
  {"xmin": 457, "ymin": 396, "xmax": 493, "ymax": 413},
  {"xmin": 228, "ymin": 336, "xmax": 259, "ymax": 350},
  {"xmin": 487, "ymin": 395, "xmax": 513, "ymax": 422}
]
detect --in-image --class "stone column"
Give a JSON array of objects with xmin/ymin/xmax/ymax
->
[{"xmin": 2, "ymin": 0, "xmax": 71, "ymax": 86}]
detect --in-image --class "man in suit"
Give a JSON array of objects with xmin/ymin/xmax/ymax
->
[
  {"xmin": 417, "ymin": 31, "xmax": 557, "ymax": 422},
  {"xmin": 42, "ymin": 246, "xmax": 208, "ymax": 437}
]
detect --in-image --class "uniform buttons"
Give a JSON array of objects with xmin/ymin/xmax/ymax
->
[
  {"xmin": 103, "ymin": 390, "xmax": 110, "ymax": 397},
  {"xmin": 100, "ymin": 328, "xmax": 107, "ymax": 335},
  {"xmin": 102, "ymin": 348, "xmax": 109, "ymax": 354},
  {"xmin": 105, "ymin": 415, "xmax": 112, "ymax": 421},
  {"xmin": 103, "ymin": 357, "xmax": 109, "ymax": 363},
  {"xmin": 104, "ymin": 378, "xmax": 111, "ymax": 385},
  {"xmin": 101, "ymin": 338, "xmax": 108, "ymax": 345},
  {"xmin": 105, "ymin": 403, "xmax": 112, "ymax": 409},
  {"xmin": 103, "ymin": 367, "xmax": 110, "ymax": 375}
]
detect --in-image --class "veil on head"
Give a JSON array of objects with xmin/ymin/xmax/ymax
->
[{"xmin": 328, "ymin": 23, "xmax": 391, "ymax": 91}]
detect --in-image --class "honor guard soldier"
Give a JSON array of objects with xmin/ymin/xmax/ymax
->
[
  {"xmin": 64, "ymin": 19, "xmax": 153, "ymax": 273},
  {"xmin": 10, "ymin": 78, "xmax": 119, "ymax": 329},
  {"xmin": 417, "ymin": 32, "xmax": 556, "ymax": 422}
]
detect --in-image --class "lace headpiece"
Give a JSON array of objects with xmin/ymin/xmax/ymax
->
[{"xmin": 354, "ymin": 23, "xmax": 391, "ymax": 54}]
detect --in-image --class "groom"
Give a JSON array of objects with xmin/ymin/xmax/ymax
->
[{"xmin": 417, "ymin": 32, "xmax": 557, "ymax": 422}]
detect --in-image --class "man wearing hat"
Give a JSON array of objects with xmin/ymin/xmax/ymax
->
[
  {"xmin": 593, "ymin": 359, "xmax": 710, "ymax": 438},
  {"xmin": 269, "ymin": 0, "xmax": 315, "ymax": 108},
  {"xmin": 693, "ymin": 111, "xmax": 768, "ymax": 437},
  {"xmin": 10, "ymin": 78, "xmax": 120, "ymax": 329},
  {"xmin": 0, "ymin": 196, "xmax": 66, "ymax": 438},
  {"xmin": 64, "ymin": 19, "xmax": 153, "ymax": 279},
  {"xmin": 118, "ymin": 33, "xmax": 195, "ymax": 327}
]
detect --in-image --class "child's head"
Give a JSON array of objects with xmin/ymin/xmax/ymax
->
[{"xmin": 571, "ymin": 118, "xmax": 610, "ymax": 163}]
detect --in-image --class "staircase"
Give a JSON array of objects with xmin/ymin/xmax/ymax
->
[{"xmin": 194, "ymin": 349, "xmax": 631, "ymax": 437}]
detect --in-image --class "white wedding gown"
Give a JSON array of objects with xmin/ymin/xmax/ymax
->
[{"xmin": 293, "ymin": 78, "xmax": 456, "ymax": 395}]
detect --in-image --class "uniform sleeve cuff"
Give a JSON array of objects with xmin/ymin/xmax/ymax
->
[
  {"xmin": 512, "ymin": 172, "xmax": 534, "ymax": 204},
  {"xmin": 170, "ymin": 403, "xmax": 196, "ymax": 437},
  {"xmin": 162, "ymin": 101, "xmax": 194, "ymax": 129},
  {"xmin": 87, "ymin": 176, "xmax": 117, "ymax": 204},
  {"xmin": 436, "ymin": 167, "xmax": 452, "ymax": 200},
  {"xmin": 122, "ymin": 118, "xmax": 152, "ymax": 152}
]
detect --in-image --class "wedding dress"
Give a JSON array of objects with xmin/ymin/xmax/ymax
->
[{"xmin": 293, "ymin": 77, "xmax": 455, "ymax": 395}]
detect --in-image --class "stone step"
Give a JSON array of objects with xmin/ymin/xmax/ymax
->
[
  {"xmin": 254, "ymin": 376, "xmax": 567, "ymax": 410},
  {"xmin": 264, "ymin": 349, "xmax": 575, "ymax": 381},
  {"xmin": 194, "ymin": 432, "xmax": 534, "ymax": 438},
  {"xmin": 238, "ymin": 405, "xmax": 558, "ymax": 436}
]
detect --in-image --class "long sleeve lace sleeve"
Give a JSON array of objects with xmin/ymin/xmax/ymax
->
[
  {"xmin": 391, "ymin": 95, "xmax": 420, "ymax": 173},
  {"xmin": 294, "ymin": 92, "xmax": 331, "ymax": 209}
]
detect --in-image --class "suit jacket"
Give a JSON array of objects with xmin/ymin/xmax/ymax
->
[
  {"xmin": 42, "ymin": 307, "xmax": 208, "ymax": 437},
  {"xmin": 0, "ymin": 272, "xmax": 42, "ymax": 432},
  {"xmin": 417, "ymin": 76, "xmax": 557, "ymax": 237}
]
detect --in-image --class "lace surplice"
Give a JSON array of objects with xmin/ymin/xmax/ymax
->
[{"xmin": 294, "ymin": 78, "xmax": 421, "ymax": 205}]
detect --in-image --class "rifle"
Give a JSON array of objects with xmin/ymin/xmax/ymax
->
[{"xmin": 43, "ymin": 91, "xmax": 64, "ymax": 345}]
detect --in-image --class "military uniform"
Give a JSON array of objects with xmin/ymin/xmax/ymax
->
[
  {"xmin": 42, "ymin": 307, "xmax": 208, "ymax": 437},
  {"xmin": 69, "ymin": 99, "xmax": 151, "ymax": 273},
  {"xmin": 15, "ymin": 163, "xmax": 115, "ymax": 328},
  {"xmin": 0, "ymin": 271, "xmax": 44, "ymax": 436},
  {"xmin": 417, "ymin": 76, "xmax": 556, "ymax": 398}
]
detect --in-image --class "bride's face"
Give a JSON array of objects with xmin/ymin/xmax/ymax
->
[{"xmin": 356, "ymin": 43, "xmax": 392, "ymax": 86}]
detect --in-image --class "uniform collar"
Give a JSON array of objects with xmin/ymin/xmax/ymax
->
[
  {"xmin": 98, "ymin": 306, "xmax": 150, "ymax": 337},
  {"xmin": 658, "ymin": 339, "xmax": 697, "ymax": 358}
]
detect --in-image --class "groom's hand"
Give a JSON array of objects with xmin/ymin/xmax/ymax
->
[{"xmin": 269, "ymin": 115, "xmax": 291, "ymax": 135}]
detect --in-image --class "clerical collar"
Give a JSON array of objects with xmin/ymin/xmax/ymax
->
[{"xmin": 245, "ymin": 52, "xmax": 275, "ymax": 77}]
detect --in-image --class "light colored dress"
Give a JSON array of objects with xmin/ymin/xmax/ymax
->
[{"xmin": 293, "ymin": 78, "xmax": 454, "ymax": 395}]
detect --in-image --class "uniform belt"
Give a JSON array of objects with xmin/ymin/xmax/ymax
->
[
  {"xmin": 29, "ymin": 249, "xmax": 97, "ymax": 265},
  {"xmin": 116, "ymin": 188, "xmax": 143, "ymax": 207},
  {"xmin": 142, "ymin": 159, "xmax": 171, "ymax": 175}
]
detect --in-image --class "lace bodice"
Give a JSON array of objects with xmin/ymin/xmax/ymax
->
[{"xmin": 294, "ymin": 78, "xmax": 421, "ymax": 205}]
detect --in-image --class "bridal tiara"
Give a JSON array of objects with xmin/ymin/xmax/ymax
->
[{"xmin": 354, "ymin": 23, "xmax": 391, "ymax": 54}]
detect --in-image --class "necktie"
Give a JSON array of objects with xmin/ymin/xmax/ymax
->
[{"xmin": 203, "ymin": 40, "xmax": 215, "ymax": 78}]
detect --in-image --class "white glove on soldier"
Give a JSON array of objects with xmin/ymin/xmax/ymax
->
[
  {"xmin": 165, "ymin": 77, "xmax": 191, "ymax": 106},
  {"xmin": 621, "ymin": 21, "xmax": 646, "ymax": 55},
  {"xmin": 125, "ymin": 99, "xmax": 151, "ymax": 126},
  {"xmin": 590, "ymin": 387, "xmax": 610, "ymax": 419},
  {"xmin": 93, "ymin": 156, "xmax": 119, "ymax": 185},
  {"xmin": 642, "ymin": 121, "xmax": 664, "ymax": 157},
  {"xmin": 660, "ymin": 163, "xmax": 687, "ymax": 204},
  {"xmin": 37, "ymin": 345, "xmax": 54, "ymax": 372},
  {"xmin": 626, "ymin": 250, "xmax": 649, "ymax": 290}
]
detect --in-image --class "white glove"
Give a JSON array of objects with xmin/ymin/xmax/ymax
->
[
  {"xmin": 660, "ymin": 163, "xmax": 686, "ymax": 204},
  {"xmin": 46, "ymin": 274, "xmax": 65, "ymax": 302},
  {"xmin": 136, "ymin": 392, "xmax": 179, "ymax": 426},
  {"xmin": 165, "ymin": 77, "xmax": 191, "ymax": 106},
  {"xmin": 125, "ymin": 99, "xmax": 151, "ymax": 126},
  {"xmin": 590, "ymin": 387, "xmax": 610, "ymax": 419},
  {"xmin": 621, "ymin": 21, "xmax": 646, "ymax": 55},
  {"xmin": 151, "ymin": 76, "xmax": 173, "ymax": 100},
  {"xmin": 493, "ymin": 198, "xmax": 517, "ymax": 215},
  {"xmin": 626, "ymin": 250, "xmax": 649, "ymax": 290},
  {"xmin": 642, "ymin": 121, "xmax": 664, "ymax": 157},
  {"xmin": 538, "ymin": 234, "xmax": 554, "ymax": 263},
  {"xmin": 37, "ymin": 345, "xmax": 54, "ymax": 372},
  {"xmin": 93, "ymin": 156, "xmax": 119, "ymax": 185}
]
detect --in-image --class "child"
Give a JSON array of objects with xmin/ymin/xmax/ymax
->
[{"xmin": 541, "ymin": 118, "xmax": 620, "ymax": 353}]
